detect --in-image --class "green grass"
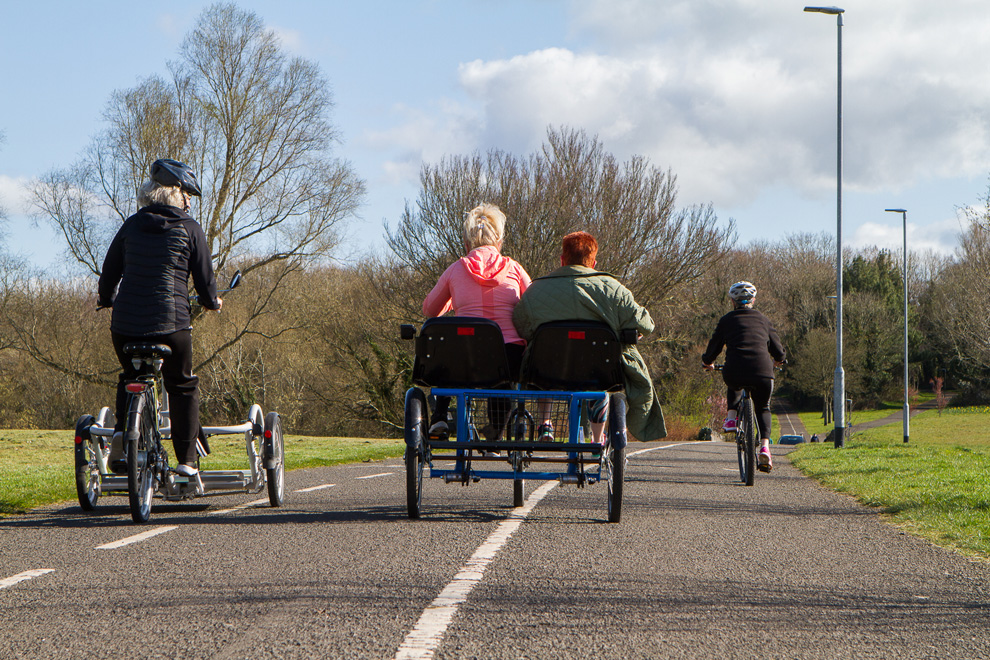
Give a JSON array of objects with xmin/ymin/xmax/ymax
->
[
  {"xmin": 0, "ymin": 429, "xmax": 403, "ymax": 515},
  {"xmin": 790, "ymin": 406, "xmax": 990, "ymax": 560}
]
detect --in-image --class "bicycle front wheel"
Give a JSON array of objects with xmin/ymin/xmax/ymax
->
[
  {"xmin": 126, "ymin": 392, "xmax": 157, "ymax": 523},
  {"xmin": 738, "ymin": 397, "xmax": 757, "ymax": 487}
]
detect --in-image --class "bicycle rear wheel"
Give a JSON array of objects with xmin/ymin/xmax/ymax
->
[
  {"xmin": 737, "ymin": 397, "xmax": 757, "ymax": 487},
  {"xmin": 126, "ymin": 393, "xmax": 157, "ymax": 523}
]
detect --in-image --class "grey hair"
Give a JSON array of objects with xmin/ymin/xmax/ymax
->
[
  {"xmin": 137, "ymin": 180, "xmax": 187, "ymax": 210},
  {"xmin": 462, "ymin": 203, "xmax": 506, "ymax": 251}
]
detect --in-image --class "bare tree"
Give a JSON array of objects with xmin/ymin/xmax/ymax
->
[
  {"xmin": 924, "ymin": 222, "xmax": 990, "ymax": 371},
  {"xmin": 24, "ymin": 3, "xmax": 364, "ymax": 380},
  {"xmin": 386, "ymin": 127, "xmax": 735, "ymax": 311}
]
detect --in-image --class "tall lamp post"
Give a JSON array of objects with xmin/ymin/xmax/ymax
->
[
  {"xmin": 804, "ymin": 5, "xmax": 846, "ymax": 448},
  {"xmin": 886, "ymin": 208, "xmax": 910, "ymax": 443}
]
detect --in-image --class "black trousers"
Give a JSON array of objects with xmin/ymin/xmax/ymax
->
[
  {"xmin": 723, "ymin": 375, "xmax": 774, "ymax": 441},
  {"xmin": 431, "ymin": 343, "xmax": 526, "ymax": 433},
  {"xmin": 112, "ymin": 329, "xmax": 201, "ymax": 465}
]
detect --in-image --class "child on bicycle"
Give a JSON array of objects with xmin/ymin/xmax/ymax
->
[{"xmin": 702, "ymin": 281, "xmax": 785, "ymax": 472}]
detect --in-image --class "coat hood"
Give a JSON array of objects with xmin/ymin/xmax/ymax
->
[
  {"xmin": 459, "ymin": 245, "xmax": 513, "ymax": 287},
  {"xmin": 138, "ymin": 204, "xmax": 192, "ymax": 233}
]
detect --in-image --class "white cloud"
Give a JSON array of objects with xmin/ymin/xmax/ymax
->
[
  {"xmin": 851, "ymin": 216, "xmax": 967, "ymax": 256},
  {"xmin": 155, "ymin": 13, "xmax": 182, "ymax": 38},
  {"xmin": 364, "ymin": 101, "xmax": 482, "ymax": 187},
  {"xmin": 0, "ymin": 175, "xmax": 31, "ymax": 217},
  {"xmin": 271, "ymin": 25, "xmax": 304, "ymax": 54},
  {"xmin": 380, "ymin": 0, "xmax": 990, "ymax": 214}
]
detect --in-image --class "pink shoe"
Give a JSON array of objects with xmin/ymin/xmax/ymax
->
[
  {"xmin": 722, "ymin": 418, "xmax": 737, "ymax": 432},
  {"xmin": 758, "ymin": 447, "xmax": 772, "ymax": 473}
]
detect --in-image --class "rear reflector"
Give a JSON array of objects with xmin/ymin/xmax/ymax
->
[
  {"xmin": 125, "ymin": 383, "xmax": 146, "ymax": 393},
  {"xmin": 74, "ymin": 435, "xmax": 83, "ymax": 444},
  {"xmin": 457, "ymin": 327, "xmax": 475, "ymax": 335},
  {"xmin": 264, "ymin": 430, "xmax": 273, "ymax": 439},
  {"xmin": 568, "ymin": 331, "xmax": 586, "ymax": 339}
]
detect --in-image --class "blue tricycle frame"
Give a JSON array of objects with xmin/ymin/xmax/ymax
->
[{"xmin": 401, "ymin": 317, "xmax": 631, "ymax": 523}]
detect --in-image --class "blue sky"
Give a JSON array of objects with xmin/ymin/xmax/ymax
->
[{"xmin": 2, "ymin": 0, "xmax": 989, "ymax": 270}]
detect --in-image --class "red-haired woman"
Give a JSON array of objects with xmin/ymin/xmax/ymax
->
[{"xmin": 513, "ymin": 231, "xmax": 666, "ymax": 443}]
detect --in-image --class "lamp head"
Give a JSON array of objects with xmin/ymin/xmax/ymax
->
[
  {"xmin": 804, "ymin": 6, "xmax": 845, "ymax": 14},
  {"xmin": 885, "ymin": 208, "xmax": 907, "ymax": 214}
]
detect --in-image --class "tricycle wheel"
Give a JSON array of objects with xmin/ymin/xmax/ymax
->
[
  {"xmin": 74, "ymin": 415, "xmax": 100, "ymax": 511},
  {"xmin": 264, "ymin": 412, "xmax": 285, "ymax": 507},
  {"xmin": 606, "ymin": 394, "xmax": 627, "ymax": 523},
  {"xmin": 513, "ymin": 479, "xmax": 525, "ymax": 507},
  {"xmin": 405, "ymin": 388, "xmax": 427, "ymax": 519}
]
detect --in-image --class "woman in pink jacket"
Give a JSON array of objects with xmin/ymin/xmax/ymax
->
[{"xmin": 422, "ymin": 203, "xmax": 531, "ymax": 439}]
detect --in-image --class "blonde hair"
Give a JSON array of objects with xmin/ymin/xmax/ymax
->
[
  {"xmin": 137, "ymin": 180, "xmax": 187, "ymax": 210},
  {"xmin": 462, "ymin": 203, "xmax": 506, "ymax": 251}
]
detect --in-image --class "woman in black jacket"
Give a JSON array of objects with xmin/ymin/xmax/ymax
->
[
  {"xmin": 98, "ymin": 159, "xmax": 221, "ymax": 477},
  {"xmin": 702, "ymin": 281, "xmax": 785, "ymax": 472}
]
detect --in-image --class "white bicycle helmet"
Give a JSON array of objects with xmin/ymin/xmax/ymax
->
[{"xmin": 728, "ymin": 281, "xmax": 757, "ymax": 303}]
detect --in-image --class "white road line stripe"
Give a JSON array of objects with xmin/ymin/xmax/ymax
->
[
  {"xmin": 394, "ymin": 481, "xmax": 558, "ymax": 660},
  {"xmin": 96, "ymin": 526, "xmax": 178, "ymax": 550},
  {"xmin": 356, "ymin": 472, "xmax": 393, "ymax": 480},
  {"xmin": 294, "ymin": 483, "xmax": 336, "ymax": 493},
  {"xmin": 627, "ymin": 440, "xmax": 704, "ymax": 458},
  {"xmin": 0, "ymin": 569, "xmax": 55, "ymax": 590},
  {"xmin": 208, "ymin": 497, "xmax": 270, "ymax": 516}
]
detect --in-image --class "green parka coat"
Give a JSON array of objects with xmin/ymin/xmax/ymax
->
[{"xmin": 512, "ymin": 265, "xmax": 667, "ymax": 442}]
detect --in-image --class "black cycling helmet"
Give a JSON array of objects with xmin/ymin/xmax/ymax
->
[{"xmin": 150, "ymin": 158, "xmax": 202, "ymax": 197}]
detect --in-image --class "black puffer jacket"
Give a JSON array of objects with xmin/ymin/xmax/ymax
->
[
  {"xmin": 98, "ymin": 204, "xmax": 218, "ymax": 336},
  {"xmin": 702, "ymin": 307, "xmax": 786, "ymax": 382}
]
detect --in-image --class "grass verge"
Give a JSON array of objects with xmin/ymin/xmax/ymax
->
[
  {"xmin": 0, "ymin": 429, "xmax": 404, "ymax": 515},
  {"xmin": 790, "ymin": 406, "xmax": 990, "ymax": 560}
]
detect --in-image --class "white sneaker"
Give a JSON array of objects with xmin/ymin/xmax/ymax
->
[
  {"xmin": 175, "ymin": 464, "xmax": 199, "ymax": 477},
  {"xmin": 428, "ymin": 421, "xmax": 448, "ymax": 437}
]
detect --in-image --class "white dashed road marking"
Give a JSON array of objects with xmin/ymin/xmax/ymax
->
[
  {"xmin": 394, "ymin": 480, "xmax": 558, "ymax": 660},
  {"xmin": 627, "ymin": 440, "xmax": 704, "ymax": 458},
  {"xmin": 356, "ymin": 472, "xmax": 393, "ymax": 480},
  {"xmin": 294, "ymin": 483, "xmax": 336, "ymax": 493},
  {"xmin": 0, "ymin": 569, "xmax": 55, "ymax": 590},
  {"xmin": 96, "ymin": 526, "xmax": 179, "ymax": 549}
]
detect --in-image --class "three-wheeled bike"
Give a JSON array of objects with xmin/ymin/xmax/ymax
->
[{"xmin": 400, "ymin": 317, "xmax": 631, "ymax": 522}]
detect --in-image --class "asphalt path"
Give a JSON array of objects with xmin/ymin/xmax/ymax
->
[{"xmin": 1, "ymin": 441, "xmax": 988, "ymax": 659}]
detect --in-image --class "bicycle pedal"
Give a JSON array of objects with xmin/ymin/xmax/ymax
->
[{"xmin": 757, "ymin": 464, "xmax": 772, "ymax": 473}]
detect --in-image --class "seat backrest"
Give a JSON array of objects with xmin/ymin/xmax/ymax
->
[
  {"xmin": 522, "ymin": 321, "xmax": 625, "ymax": 392},
  {"xmin": 412, "ymin": 317, "xmax": 511, "ymax": 388}
]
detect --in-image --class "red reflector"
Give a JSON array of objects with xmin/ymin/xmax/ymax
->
[
  {"xmin": 457, "ymin": 327, "xmax": 475, "ymax": 336},
  {"xmin": 264, "ymin": 430, "xmax": 273, "ymax": 439},
  {"xmin": 125, "ymin": 383, "xmax": 146, "ymax": 393},
  {"xmin": 568, "ymin": 331, "xmax": 586, "ymax": 339},
  {"xmin": 74, "ymin": 435, "xmax": 83, "ymax": 444}
]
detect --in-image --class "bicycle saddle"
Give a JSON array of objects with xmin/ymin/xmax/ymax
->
[{"xmin": 123, "ymin": 342, "xmax": 173, "ymax": 358}]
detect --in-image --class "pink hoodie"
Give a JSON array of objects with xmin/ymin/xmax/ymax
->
[{"xmin": 422, "ymin": 245, "xmax": 531, "ymax": 344}]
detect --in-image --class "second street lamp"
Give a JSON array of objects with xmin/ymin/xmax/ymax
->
[
  {"xmin": 805, "ymin": 5, "xmax": 847, "ymax": 448},
  {"xmin": 886, "ymin": 208, "xmax": 910, "ymax": 444}
]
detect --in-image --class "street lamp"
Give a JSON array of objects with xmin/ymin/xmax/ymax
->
[
  {"xmin": 804, "ymin": 5, "xmax": 846, "ymax": 448},
  {"xmin": 886, "ymin": 208, "xmax": 910, "ymax": 443}
]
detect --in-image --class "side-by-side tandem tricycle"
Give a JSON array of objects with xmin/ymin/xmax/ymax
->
[{"xmin": 401, "ymin": 317, "xmax": 632, "ymax": 523}]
